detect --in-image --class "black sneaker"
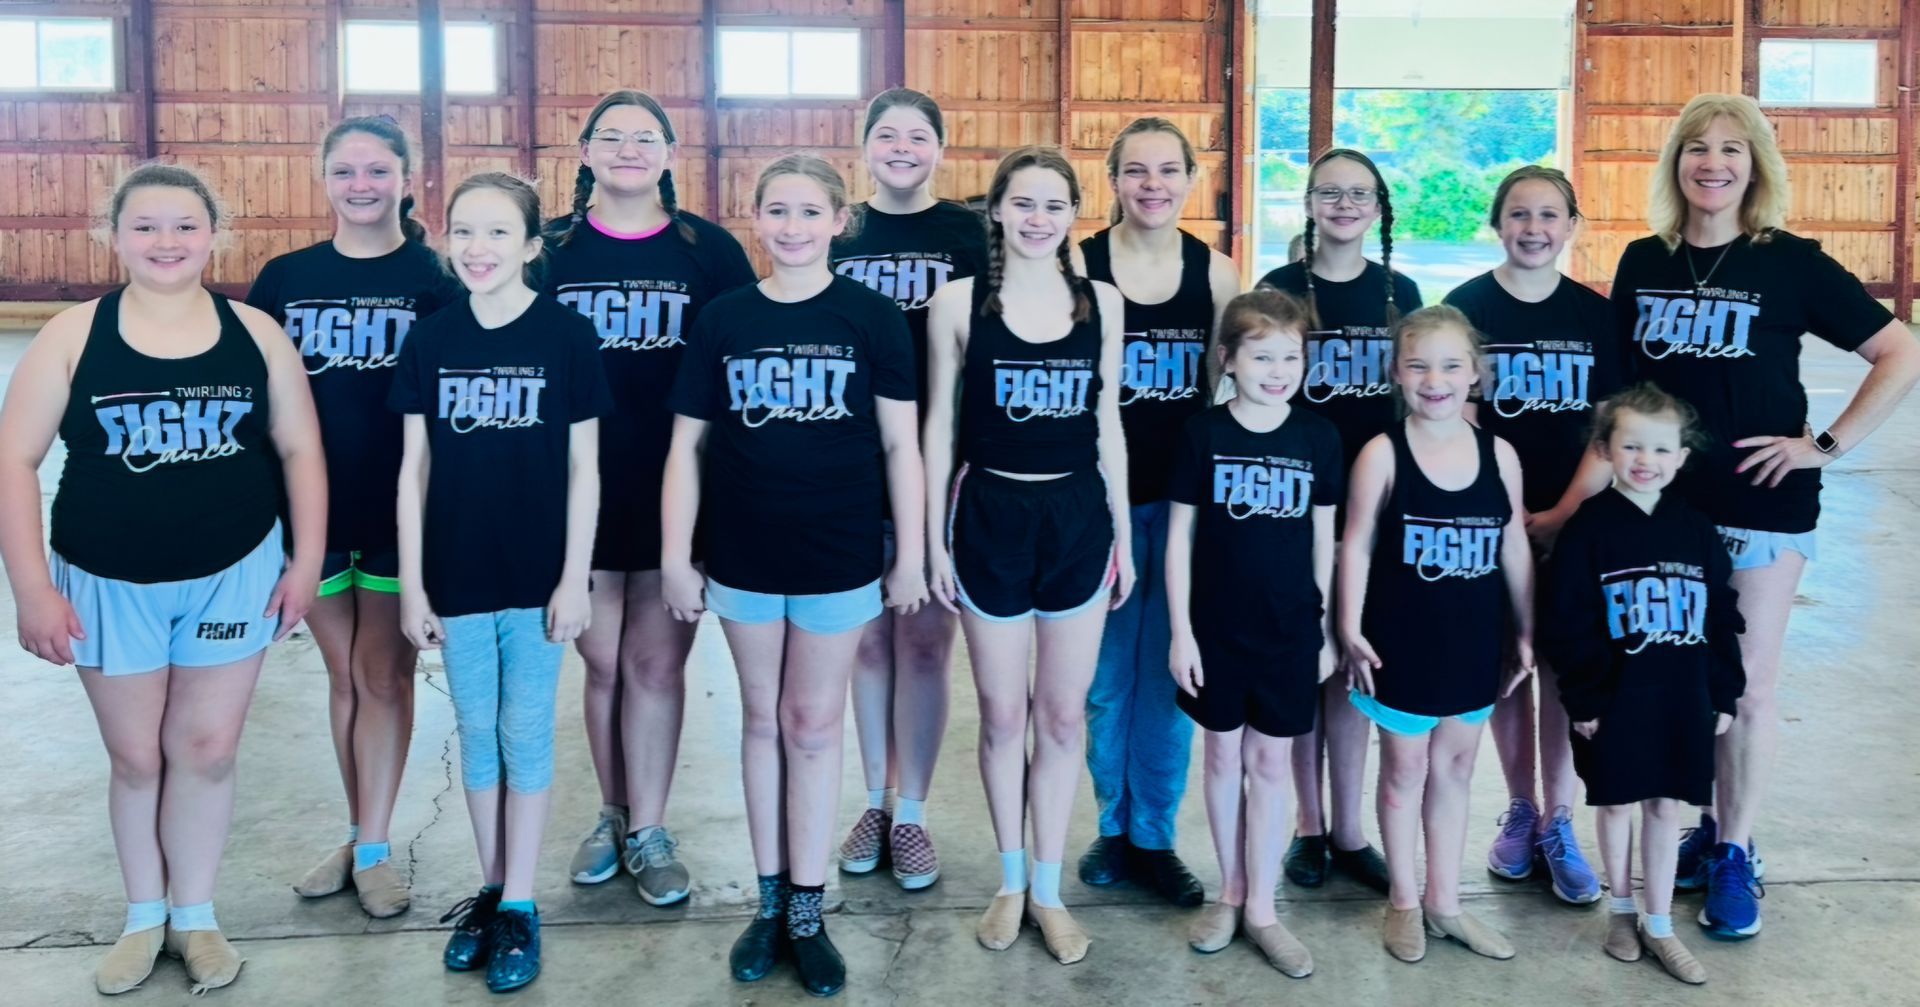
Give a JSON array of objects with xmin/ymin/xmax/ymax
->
[
  {"xmin": 730, "ymin": 916, "xmax": 786, "ymax": 982},
  {"xmin": 791, "ymin": 926, "xmax": 846, "ymax": 997},
  {"xmin": 439, "ymin": 888, "xmax": 501, "ymax": 972},
  {"xmin": 1284, "ymin": 835, "xmax": 1330, "ymax": 888},
  {"xmin": 1077, "ymin": 834, "xmax": 1131, "ymax": 886},
  {"xmin": 483, "ymin": 908, "xmax": 541, "ymax": 993},
  {"xmin": 1330, "ymin": 843, "xmax": 1390, "ymax": 894},
  {"xmin": 1131, "ymin": 846, "xmax": 1204, "ymax": 907}
]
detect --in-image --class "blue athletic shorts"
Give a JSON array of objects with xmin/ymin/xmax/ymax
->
[
  {"xmin": 705, "ymin": 577, "xmax": 882, "ymax": 636},
  {"xmin": 53, "ymin": 521, "xmax": 285, "ymax": 676},
  {"xmin": 1717, "ymin": 525, "xmax": 1816, "ymax": 571},
  {"xmin": 1349, "ymin": 690, "xmax": 1494, "ymax": 737}
]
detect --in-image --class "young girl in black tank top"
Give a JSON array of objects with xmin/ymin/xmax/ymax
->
[
  {"xmin": 0, "ymin": 165, "xmax": 325, "ymax": 997},
  {"xmin": 1338, "ymin": 306, "xmax": 1535, "ymax": 965},
  {"xmin": 923, "ymin": 145, "xmax": 1130, "ymax": 966},
  {"xmin": 1073, "ymin": 118, "xmax": 1241, "ymax": 904}
]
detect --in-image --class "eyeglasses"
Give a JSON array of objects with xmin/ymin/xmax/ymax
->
[
  {"xmin": 587, "ymin": 129, "xmax": 667, "ymax": 152},
  {"xmin": 1309, "ymin": 185, "xmax": 1379, "ymax": 206}
]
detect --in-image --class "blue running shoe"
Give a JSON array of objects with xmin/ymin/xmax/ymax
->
[
  {"xmin": 1674, "ymin": 812, "xmax": 1717, "ymax": 891},
  {"xmin": 1700, "ymin": 842, "xmax": 1763, "ymax": 939},
  {"xmin": 1535, "ymin": 807, "xmax": 1602, "ymax": 904},
  {"xmin": 1487, "ymin": 798, "xmax": 1539, "ymax": 880}
]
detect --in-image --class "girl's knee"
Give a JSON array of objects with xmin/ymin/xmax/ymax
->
[
  {"xmin": 622, "ymin": 650, "xmax": 686, "ymax": 693},
  {"xmin": 1203, "ymin": 736, "xmax": 1243, "ymax": 780},
  {"xmin": 107, "ymin": 742, "xmax": 165, "ymax": 789},
  {"xmin": 352, "ymin": 656, "xmax": 415, "ymax": 705},
  {"xmin": 977, "ymin": 694, "xmax": 1028, "ymax": 746},
  {"xmin": 779, "ymin": 697, "xmax": 844, "ymax": 755},
  {"xmin": 1380, "ymin": 748, "xmax": 1429, "ymax": 793},
  {"xmin": 161, "ymin": 730, "xmax": 240, "ymax": 780},
  {"xmin": 1641, "ymin": 798, "xmax": 1680, "ymax": 822},
  {"xmin": 1246, "ymin": 739, "xmax": 1292, "ymax": 785},
  {"xmin": 1032, "ymin": 698, "xmax": 1085, "ymax": 749}
]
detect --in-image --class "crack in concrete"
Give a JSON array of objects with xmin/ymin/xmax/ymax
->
[
  {"xmin": 404, "ymin": 669, "xmax": 458, "ymax": 895},
  {"xmin": 877, "ymin": 909, "xmax": 916, "ymax": 1007}
]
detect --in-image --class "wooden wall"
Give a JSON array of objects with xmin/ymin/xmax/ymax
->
[
  {"xmin": 1572, "ymin": 0, "xmax": 1917, "ymax": 317},
  {"xmin": 0, "ymin": 0, "xmax": 1237, "ymax": 297}
]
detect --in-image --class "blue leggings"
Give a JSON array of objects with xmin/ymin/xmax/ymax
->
[{"xmin": 442, "ymin": 608, "xmax": 564, "ymax": 793}]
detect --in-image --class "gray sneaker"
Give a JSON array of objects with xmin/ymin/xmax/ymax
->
[
  {"xmin": 569, "ymin": 807, "xmax": 627, "ymax": 884},
  {"xmin": 623, "ymin": 825, "xmax": 692, "ymax": 906}
]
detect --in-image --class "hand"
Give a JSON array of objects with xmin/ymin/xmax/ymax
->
[
  {"xmin": 1109, "ymin": 551, "xmax": 1136, "ymax": 611},
  {"xmin": 546, "ymin": 579, "xmax": 591, "ymax": 643},
  {"xmin": 884, "ymin": 558, "xmax": 929, "ymax": 617},
  {"xmin": 264, "ymin": 556, "xmax": 322, "ymax": 642},
  {"xmin": 1169, "ymin": 631, "xmax": 1204, "ymax": 698},
  {"xmin": 1733, "ymin": 432, "xmax": 1833, "ymax": 488},
  {"xmin": 1502, "ymin": 637, "xmax": 1538, "ymax": 698},
  {"xmin": 1317, "ymin": 641, "xmax": 1338, "ymax": 684},
  {"xmin": 1573, "ymin": 719, "xmax": 1599, "ymax": 739},
  {"xmin": 927, "ymin": 546, "xmax": 959, "ymax": 614},
  {"xmin": 16, "ymin": 585, "xmax": 83, "ymax": 666},
  {"xmin": 1342, "ymin": 633, "xmax": 1381, "ymax": 696},
  {"xmin": 400, "ymin": 590, "xmax": 445, "ymax": 651},
  {"xmin": 661, "ymin": 562, "xmax": 706, "ymax": 624},
  {"xmin": 1524, "ymin": 507, "xmax": 1568, "ymax": 556},
  {"xmin": 1714, "ymin": 712, "xmax": 1734, "ymax": 736}
]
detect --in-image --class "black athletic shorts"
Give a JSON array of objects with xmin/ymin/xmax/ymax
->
[
  {"xmin": 948, "ymin": 465, "xmax": 1115, "ymax": 621},
  {"xmin": 1177, "ymin": 632, "xmax": 1321, "ymax": 738}
]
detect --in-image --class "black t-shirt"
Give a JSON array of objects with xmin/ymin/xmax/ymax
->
[
  {"xmin": 1445, "ymin": 271, "xmax": 1624, "ymax": 513},
  {"xmin": 1610, "ymin": 231, "xmax": 1893, "ymax": 532},
  {"xmin": 245, "ymin": 240, "xmax": 462, "ymax": 553},
  {"xmin": 831, "ymin": 200, "xmax": 987, "ymax": 409},
  {"xmin": 1168, "ymin": 404, "xmax": 1344, "ymax": 643},
  {"xmin": 1257, "ymin": 260, "xmax": 1423, "ymax": 473},
  {"xmin": 667, "ymin": 275, "xmax": 916, "ymax": 595},
  {"xmin": 388, "ymin": 295, "xmax": 614, "ymax": 617},
  {"xmin": 544, "ymin": 213, "xmax": 757, "ymax": 563}
]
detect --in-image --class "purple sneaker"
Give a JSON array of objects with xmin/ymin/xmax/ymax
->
[
  {"xmin": 1535, "ymin": 807, "xmax": 1602, "ymax": 904},
  {"xmin": 1487, "ymin": 797, "xmax": 1539, "ymax": 879}
]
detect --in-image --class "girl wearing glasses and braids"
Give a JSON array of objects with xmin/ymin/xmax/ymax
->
[
  {"xmin": 543, "ymin": 89, "xmax": 756, "ymax": 907},
  {"xmin": 1254, "ymin": 148, "xmax": 1419, "ymax": 897}
]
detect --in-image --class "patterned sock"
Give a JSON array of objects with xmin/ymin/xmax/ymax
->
[
  {"xmin": 352, "ymin": 842, "xmax": 391, "ymax": 872},
  {"xmin": 1031, "ymin": 861, "xmax": 1064, "ymax": 908},
  {"xmin": 123, "ymin": 899, "xmax": 167, "ymax": 936},
  {"xmin": 895, "ymin": 797, "xmax": 926, "ymax": 827},
  {"xmin": 998, "ymin": 848, "xmax": 1028, "ymax": 896},
  {"xmin": 168, "ymin": 902, "xmax": 218, "ymax": 933},
  {"xmin": 755, "ymin": 873, "xmax": 791, "ymax": 921},
  {"xmin": 1608, "ymin": 895, "xmax": 1637, "ymax": 915},
  {"xmin": 786, "ymin": 884, "xmax": 826, "ymax": 939},
  {"xmin": 1643, "ymin": 912, "xmax": 1674, "ymax": 938}
]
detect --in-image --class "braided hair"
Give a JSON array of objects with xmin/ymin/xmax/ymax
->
[
  {"xmin": 555, "ymin": 89, "xmax": 696, "ymax": 247},
  {"xmin": 1300, "ymin": 147, "xmax": 1401, "ymax": 332},
  {"xmin": 320, "ymin": 115, "xmax": 427, "ymax": 242},
  {"xmin": 980, "ymin": 145, "xmax": 1091, "ymax": 323}
]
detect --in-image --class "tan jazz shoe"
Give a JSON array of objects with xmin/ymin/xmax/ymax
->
[
  {"xmin": 1026, "ymin": 898, "xmax": 1090, "ymax": 965},
  {"xmin": 1188, "ymin": 901, "xmax": 1238, "ymax": 953},
  {"xmin": 1384, "ymin": 906, "xmax": 1426, "ymax": 962},
  {"xmin": 1603, "ymin": 912, "xmax": 1641, "ymax": 962},
  {"xmin": 352, "ymin": 860, "xmax": 412, "ymax": 918},
  {"xmin": 976, "ymin": 892, "xmax": 1024, "ymax": 951},
  {"xmin": 1247, "ymin": 920, "xmax": 1314, "ymax": 978},
  {"xmin": 293, "ymin": 844, "xmax": 353, "ymax": 898},
  {"xmin": 163, "ymin": 927, "xmax": 244, "ymax": 994},
  {"xmin": 1426, "ymin": 908, "xmax": 1516, "ymax": 960},
  {"xmin": 1640, "ymin": 927, "xmax": 1708, "ymax": 985},
  {"xmin": 95, "ymin": 925, "xmax": 164, "ymax": 995}
]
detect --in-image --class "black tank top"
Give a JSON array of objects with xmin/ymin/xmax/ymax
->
[
  {"xmin": 1362, "ymin": 422, "xmax": 1512, "ymax": 716},
  {"xmin": 51, "ymin": 289, "xmax": 280, "ymax": 583},
  {"xmin": 1079, "ymin": 228, "xmax": 1214, "ymax": 505},
  {"xmin": 958, "ymin": 277, "xmax": 1104, "ymax": 475}
]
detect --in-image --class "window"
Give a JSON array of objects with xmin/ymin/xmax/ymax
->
[
  {"xmin": 343, "ymin": 21, "xmax": 498, "ymax": 95},
  {"xmin": 1759, "ymin": 40, "xmax": 1877, "ymax": 107},
  {"xmin": 716, "ymin": 28, "xmax": 860, "ymax": 98},
  {"xmin": 0, "ymin": 17, "xmax": 115, "ymax": 90}
]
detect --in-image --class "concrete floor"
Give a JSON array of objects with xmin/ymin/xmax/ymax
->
[{"xmin": 2, "ymin": 327, "xmax": 1917, "ymax": 1006}]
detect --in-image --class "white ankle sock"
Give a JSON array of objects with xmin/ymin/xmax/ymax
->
[
  {"xmin": 894, "ymin": 797, "xmax": 926, "ymax": 827},
  {"xmin": 1608, "ymin": 895, "xmax": 1637, "ymax": 915},
  {"xmin": 997, "ymin": 848, "xmax": 1028, "ymax": 895},
  {"xmin": 1030, "ymin": 861, "xmax": 1064, "ymax": 908},
  {"xmin": 868, "ymin": 788, "xmax": 893, "ymax": 811},
  {"xmin": 168, "ymin": 902, "xmax": 217, "ymax": 933},
  {"xmin": 123, "ymin": 899, "xmax": 167, "ymax": 936},
  {"xmin": 1643, "ymin": 912, "xmax": 1674, "ymax": 938}
]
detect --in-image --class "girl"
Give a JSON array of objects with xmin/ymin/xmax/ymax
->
[
  {"xmin": 390, "ymin": 172, "xmax": 611, "ymax": 994},
  {"xmin": 829, "ymin": 88, "xmax": 986, "ymax": 889},
  {"xmin": 1257, "ymin": 148, "xmax": 1421, "ymax": 893},
  {"xmin": 544, "ymin": 89, "xmax": 756, "ymax": 904},
  {"xmin": 1076, "ymin": 117, "xmax": 1239, "ymax": 905},
  {"xmin": 0, "ymin": 164, "xmax": 325, "ymax": 995},
  {"xmin": 1339, "ymin": 305, "xmax": 1534, "ymax": 964},
  {"xmin": 661, "ymin": 154, "xmax": 926, "ymax": 999},
  {"xmin": 1610, "ymin": 93, "xmax": 1920, "ymax": 938},
  {"xmin": 923, "ymin": 144, "xmax": 1131, "ymax": 965},
  {"xmin": 248, "ymin": 115, "xmax": 461, "ymax": 919},
  {"xmin": 1444, "ymin": 165, "xmax": 1622, "ymax": 905},
  {"xmin": 1545, "ymin": 383, "xmax": 1746, "ymax": 985},
  {"xmin": 1167, "ymin": 288, "xmax": 1338, "ymax": 977}
]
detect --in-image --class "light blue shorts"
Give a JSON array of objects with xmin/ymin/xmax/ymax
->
[
  {"xmin": 52, "ymin": 522, "xmax": 284, "ymax": 677},
  {"xmin": 1717, "ymin": 525, "xmax": 1816, "ymax": 571},
  {"xmin": 706, "ymin": 577, "xmax": 883, "ymax": 636},
  {"xmin": 441, "ymin": 608, "xmax": 564, "ymax": 793},
  {"xmin": 1349, "ymin": 690, "xmax": 1494, "ymax": 737}
]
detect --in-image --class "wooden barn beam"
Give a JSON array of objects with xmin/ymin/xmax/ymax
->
[
  {"xmin": 515, "ymin": 0, "xmax": 536, "ymax": 176},
  {"xmin": 701, "ymin": 0, "xmax": 721, "ymax": 220},
  {"xmin": 127, "ymin": 0, "xmax": 155, "ymax": 159},
  {"xmin": 1895, "ymin": 0, "xmax": 1916, "ymax": 321},
  {"xmin": 325, "ymin": 0, "xmax": 344, "ymax": 122},
  {"xmin": 883, "ymin": 0, "xmax": 905, "ymax": 89},
  {"xmin": 1227, "ymin": 0, "xmax": 1251, "ymax": 268},
  {"xmin": 1738, "ymin": 0, "xmax": 1763, "ymax": 97},
  {"xmin": 419, "ymin": 0, "xmax": 447, "ymax": 234},
  {"xmin": 1057, "ymin": 1, "xmax": 1073, "ymax": 149},
  {"xmin": 1309, "ymin": 0, "xmax": 1335, "ymax": 156}
]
